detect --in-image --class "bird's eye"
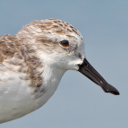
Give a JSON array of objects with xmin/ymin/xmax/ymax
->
[{"xmin": 59, "ymin": 40, "xmax": 69, "ymax": 48}]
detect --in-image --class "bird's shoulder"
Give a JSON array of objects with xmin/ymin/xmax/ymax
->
[
  {"xmin": 0, "ymin": 35, "xmax": 24, "ymax": 81},
  {"xmin": 0, "ymin": 35, "xmax": 43, "ymax": 87},
  {"xmin": 0, "ymin": 35, "xmax": 24, "ymax": 63}
]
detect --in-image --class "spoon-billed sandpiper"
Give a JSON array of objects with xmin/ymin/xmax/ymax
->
[{"xmin": 0, "ymin": 19, "xmax": 119, "ymax": 123}]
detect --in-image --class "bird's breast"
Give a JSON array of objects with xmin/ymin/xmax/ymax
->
[{"xmin": 0, "ymin": 65, "xmax": 65, "ymax": 123}]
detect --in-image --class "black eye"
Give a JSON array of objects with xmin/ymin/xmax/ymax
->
[{"xmin": 59, "ymin": 40, "xmax": 69, "ymax": 48}]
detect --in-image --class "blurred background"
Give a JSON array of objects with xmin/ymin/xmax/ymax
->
[{"xmin": 0, "ymin": 0, "xmax": 128, "ymax": 127}]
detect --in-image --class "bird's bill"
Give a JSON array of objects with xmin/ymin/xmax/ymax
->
[{"xmin": 78, "ymin": 58, "xmax": 119, "ymax": 95}]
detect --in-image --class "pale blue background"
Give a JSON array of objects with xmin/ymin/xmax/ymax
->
[{"xmin": 0, "ymin": 0, "xmax": 128, "ymax": 127}]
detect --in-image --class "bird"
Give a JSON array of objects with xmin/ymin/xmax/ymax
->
[{"xmin": 0, "ymin": 19, "xmax": 119, "ymax": 123}]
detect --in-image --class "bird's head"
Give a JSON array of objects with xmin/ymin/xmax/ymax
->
[{"xmin": 17, "ymin": 19, "xmax": 119, "ymax": 95}]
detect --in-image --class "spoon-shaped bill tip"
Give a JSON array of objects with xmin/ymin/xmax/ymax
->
[{"xmin": 78, "ymin": 58, "xmax": 120, "ymax": 95}]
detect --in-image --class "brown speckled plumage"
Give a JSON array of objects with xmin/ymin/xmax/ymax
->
[
  {"xmin": 0, "ymin": 19, "xmax": 82, "ymax": 89},
  {"xmin": 0, "ymin": 34, "xmax": 43, "ymax": 88}
]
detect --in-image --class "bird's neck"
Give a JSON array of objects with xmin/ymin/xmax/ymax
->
[
  {"xmin": 42, "ymin": 64, "xmax": 66, "ymax": 89},
  {"xmin": 33, "ymin": 65, "xmax": 66, "ymax": 108}
]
